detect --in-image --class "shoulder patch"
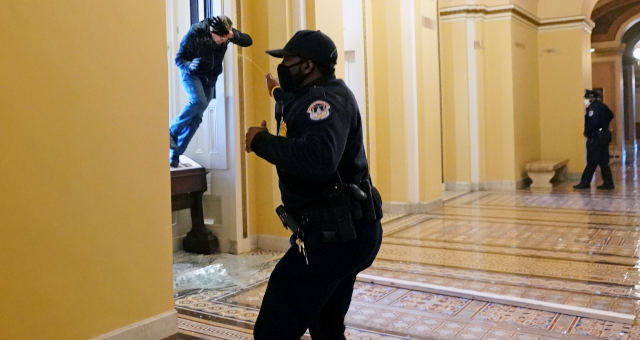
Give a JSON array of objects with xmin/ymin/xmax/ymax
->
[
  {"xmin": 588, "ymin": 110, "xmax": 594, "ymax": 117},
  {"xmin": 307, "ymin": 100, "xmax": 331, "ymax": 121}
]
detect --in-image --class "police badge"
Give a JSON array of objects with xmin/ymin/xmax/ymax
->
[{"xmin": 307, "ymin": 100, "xmax": 331, "ymax": 121}]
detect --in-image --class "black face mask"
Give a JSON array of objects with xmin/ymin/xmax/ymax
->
[{"xmin": 277, "ymin": 60, "xmax": 306, "ymax": 92}]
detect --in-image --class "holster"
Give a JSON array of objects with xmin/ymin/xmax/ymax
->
[
  {"xmin": 300, "ymin": 176, "xmax": 356, "ymax": 243},
  {"xmin": 297, "ymin": 176, "xmax": 383, "ymax": 244},
  {"xmin": 354, "ymin": 179, "xmax": 383, "ymax": 221}
]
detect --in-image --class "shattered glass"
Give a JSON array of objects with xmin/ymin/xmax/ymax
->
[{"xmin": 172, "ymin": 250, "xmax": 281, "ymax": 295}]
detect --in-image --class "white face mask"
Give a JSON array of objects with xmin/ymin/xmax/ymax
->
[{"xmin": 583, "ymin": 99, "xmax": 591, "ymax": 108}]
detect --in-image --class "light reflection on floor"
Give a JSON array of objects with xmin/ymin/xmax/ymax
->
[{"xmin": 175, "ymin": 158, "xmax": 640, "ymax": 339}]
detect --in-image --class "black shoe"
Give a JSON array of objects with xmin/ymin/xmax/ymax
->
[
  {"xmin": 597, "ymin": 183, "xmax": 614, "ymax": 190},
  {"xmin": 170, "ymin": 159, "xmax": 179, "ymax": 168},
  {"xmin": 573, "ymin": 183, "xmax": 590, "ymax": 189}
]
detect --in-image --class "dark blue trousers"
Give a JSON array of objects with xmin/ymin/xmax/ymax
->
[
  {"xmin": 253, "ymin": 218, "xmax": 383, "ymax": 340},
  {"xmin": 579, "ymin": 134, "xmax": 613, "ymax": 186}
]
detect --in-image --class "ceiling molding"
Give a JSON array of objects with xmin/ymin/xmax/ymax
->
[{"xmin": 440, "ymin": 4, "xmax": 594, "ymax": 33}]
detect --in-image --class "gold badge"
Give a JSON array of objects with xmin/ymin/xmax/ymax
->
[{"xmin": 279, "ymin": 121, "xmax": 287, "ymax": 137}]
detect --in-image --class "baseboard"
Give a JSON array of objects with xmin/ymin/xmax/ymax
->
[
  {"xmin": 228, "ymin": 235, "xmax": 259, "ymax": 254},
  {"xmin": 443, "ymin": 182, "xmax": 472, "ymax": 192},
  {"xmin": 89, "ymin": 310, "xmax": 177, "ymax": 340},
  {"xmin": 566, "ymin": 172, "xmax": 581, "ymax": 181},
  {"xmin": 471, "ymin": 179, "xmax": 527, "ymax": 191},
  {"xmin": 382, "ymin": 199, "xmax": 443, "ymax": 214},
  {"xmin": 257, "ymin": 234, "xmax": 290, "ymax": 252}
]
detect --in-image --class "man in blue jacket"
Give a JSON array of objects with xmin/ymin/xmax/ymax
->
[{"xmin": 170, "ymin": 16, "xmax": 252, "ymax": 167}]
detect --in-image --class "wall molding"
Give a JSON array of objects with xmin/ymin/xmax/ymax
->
[
  {"xmin": 257, "ymin": 234, "xmax": 290, "ymax": 252},
  {"xmin": 382, "ymin": 199, "xmax": 443, "ymax": 214},
  {"xmin": 440, "ymin": 4, "xmax": 594, "ymax": 33},
  {"xmin": 472, "ymin": 178, "xmax": 528, "ymax": 191},
  {"xmin": 89, "ymin": 310, "xmax": 177, "ymax": 340}
]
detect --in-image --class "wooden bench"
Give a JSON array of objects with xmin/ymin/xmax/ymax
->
[{"xmin": 525, "ymin": 159, "xmax": 569, "ymax": 188}]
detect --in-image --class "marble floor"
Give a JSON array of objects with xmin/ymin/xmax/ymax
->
[{"xmin": 173, "ymin": 158, "xmax": 640, "ymax": 339}]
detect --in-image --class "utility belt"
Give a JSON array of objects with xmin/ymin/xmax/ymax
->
[
  {"xmin": 277, "ymin": 177, "xmax": 383, "ymax": 244},
  {"xmin": 588, "ymin": 128, "xmax": 611, "ymax": 139}
]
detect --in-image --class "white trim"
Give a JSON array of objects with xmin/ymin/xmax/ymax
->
[
  {"xmin": 257, "ymin": 234, "xmax": 290, "ymax": 252},
  {"xmin": 89, "ymin": 310, "xmax": 177, "ymax": 340},
  {"xmin": 401, "ymin": 0, "xmax": 420, "ymax": 204},
  {"xmin": 357, "ymin": 274, "xmax": 635, "ymax": 324},
  {"xmin": 466, "ymin": 20, "xmax": 480, "ymax": 185},
  {"xmin": 613, "ymin": 14, "xmax": 640, "ymax": 45},
  {"xmin": 382, "ymin": 199, "xmax": 443, "ymax": 214},
  {"xmin": 471, "ymin": 179, "xmax": 527, "ymax": 191},
  {"xmin": 440, "ymin": 13, "xmax": 483, "ymax": 23},
  {"xmin": 538, "ymin": 20, "xmax": 593, "ymax": 34},
  {"xmin": 443, "ymin": 181, "xmax": 472, "ymax": 192},
  {"xmin": 508, "ymin": 12, "xmax": 537, "ymax": 30},
  {"xmin": 440, "ymin": 4, "xmax": 593, "ymax": 33},
  {"xmin": 440, "ymin": 4, "xmax": 517, "ymax": 15},
  {"xmin": 298, "ymin": 0, "xmax": 306, "ymax": 30}
]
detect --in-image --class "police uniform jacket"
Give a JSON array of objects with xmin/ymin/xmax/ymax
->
[
  {"xmin": 251, "ymin": 75, "xmax": 369, "ymax": 211},
  {"xmin": 175, "ymin": 19, "xmax": 252, "ymax": 89},
  {"xmin": 584, "ymin": 100, "xmax": 614, "ymax": 138}
]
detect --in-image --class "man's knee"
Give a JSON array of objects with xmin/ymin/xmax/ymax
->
[{"xmin": 187, "ymin": 99, "xmax": 209, "ymax": 112}]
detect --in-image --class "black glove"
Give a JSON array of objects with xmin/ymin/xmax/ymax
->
[
  {"xmin": 210, "ymin": 16, "xmax": 232, "ymax": 35},
  {"xmin": 188, "ymin": 57, "xmax": 201, "ymax": 73}
]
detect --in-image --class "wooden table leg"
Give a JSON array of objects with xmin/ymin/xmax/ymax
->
[{"xmin": 182, "ymin": 192, "xmax": 219, "ymax": 254}]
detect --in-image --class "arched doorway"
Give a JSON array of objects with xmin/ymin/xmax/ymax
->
[{"xmin": 591, "ymin": 0, "xmax": 640, "ymax": 162}]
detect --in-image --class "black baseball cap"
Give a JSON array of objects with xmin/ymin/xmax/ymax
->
[
  {"xmin": 584, "ymin": 89, "xmax": 601, "ymax": 99},
  {"xmin": 266, "ymin": 30, "xmax": 338, "ymax": 69}
]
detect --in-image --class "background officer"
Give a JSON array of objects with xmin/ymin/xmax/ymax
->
[
  {"xmin": 245, "ymin": 30, "xmax": 383, "ymax": 340},
  {"xmin": 574, "ymin": 89, "xmax": 615, "ymax": 190},
  {"xmin": 170, "ymin": 16, "xmax": 252, "ymax": 167}
]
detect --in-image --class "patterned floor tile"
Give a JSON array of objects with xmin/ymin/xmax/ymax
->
[{"xmin": 175, "ymin": 162, "xmax": 640, "ymax": 339}]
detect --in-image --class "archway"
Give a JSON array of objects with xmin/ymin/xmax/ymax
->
[{"xmin": 591, "ymin": 0, "xmax": 640, "ymax": 160}]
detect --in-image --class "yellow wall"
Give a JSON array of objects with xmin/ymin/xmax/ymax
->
[
  {"xmin": 592, "ymin": 57, "xmax": 622, "ymax": 145},
  {"xmin": 241, "ymin": 0, "xmax": 348, "ymax": 237},
  {"xmin": 416, "ymin": 0, "xmax": 443, "ymax": 201},
  {"xmin": 370, "ymin": 0, "xmax": 410, "ymax": 201},
  {"xmin": 537, "ymin": 0, "xmax": 597, "ymax": 19},
  {"xmin": 538, "ymin": 29, "xmax": 592, "ymax": 172},
  {"xmin": 241, "ymin": 0, "xmax": 289, "ymax": 237},
  {"xmin": 311, "ymin": 0, "xmax": 346, "ymax": 79},
  {"xmin": 511, "ymin": 20, "xmax": 541, "ymax": 179},
  {"xmin": 482, "ymin": 20, "xmax": 517, "ymax": 181},
  {"xmin": 440, "ymin": 21, "xmax": 471, "ymax": 184},
  {"xmin": 0, "ymin": 1, "xmax": 174, "ymax": 339}
]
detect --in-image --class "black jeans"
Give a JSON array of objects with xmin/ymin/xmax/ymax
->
[
  {"xmin": 579, "ymin": 133, "xmax": 613, "ymax": 185},
  {"xmin": 253, "ymin": 218, "xmax": 383, "ymax": 340}
]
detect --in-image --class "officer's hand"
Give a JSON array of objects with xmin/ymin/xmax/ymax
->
[
  {"xmin": 188, "ymin": 58, "xmax": 201, "ymax": 73},
  {"xmin": 245, "ymin": 120, "xmax": 268, "ymax": 153},
  {"xmin": 265, "ymin": 73, "xmax": 279, "ymax": 96}
]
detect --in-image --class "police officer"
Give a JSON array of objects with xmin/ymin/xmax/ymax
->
[
  {"xmin": 245, "ymin": 30, "xmax": 383, "ymax": 339},
  {"xmin": 574, "ymin": 89, "xmax": 615, "ymax": 190},
  {"xmin": 170, "ymin": 16, "xmax": 252, "ymax": 167}
]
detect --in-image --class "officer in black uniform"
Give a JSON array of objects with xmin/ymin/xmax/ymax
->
[
  {"xmin": 245, "ymin": 30, "xmax": 383, "ymax": 340},
  {"xmin": 574, "ymin": 89, "xmax": 615, "ymax": 190}
]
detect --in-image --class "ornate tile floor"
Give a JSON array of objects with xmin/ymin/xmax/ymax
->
[{"xmin": 174, "ymin": 161, "xmax": 640, "ymax": 339}]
